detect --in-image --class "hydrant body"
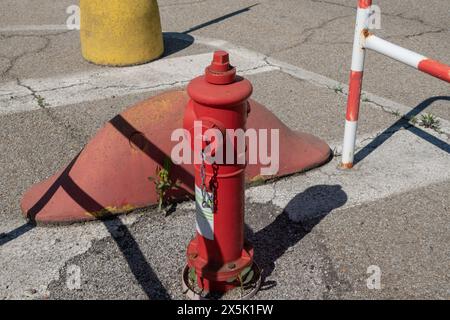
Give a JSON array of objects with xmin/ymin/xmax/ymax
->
[{"xmin": 184, "ymin": 51, "xmax": 254, "ymax": 293}]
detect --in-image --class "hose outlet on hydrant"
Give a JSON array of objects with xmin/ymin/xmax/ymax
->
[{"xmin": 182, "ymin": 51, "xmax": 261, "ymax": 299}]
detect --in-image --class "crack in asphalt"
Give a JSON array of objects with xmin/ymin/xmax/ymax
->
[
  {"xmin": 16, "ymin": 78, "xmax": 89, "ymax": 143},
  {"xmin": 269, "ymin": 0, "xmax": 450, "ymax": 48},
  {"xmin": 0, "ymin": 31, "xmax": 72, "ymax": 80},
  {"xmin": 312, "ymin": 26, "xmax": 448, "ymax": 45},
  {"xmin": 0, "ymin": 36, "xmax": 50, "ymax": 78},
  {"xmin": 35, "ymin": 82, "xmax": 91, "ymax": 93},
  {"xmin": 309, "ymin": 0, "xmax": 448, "ymax": 30},
  {"xmin": 385, "ymin": 28, "xmax": 448, "ymax": 41},
  {"xmin": 268, "ymin": 14, "xmax": 353, "ymax": 55}
]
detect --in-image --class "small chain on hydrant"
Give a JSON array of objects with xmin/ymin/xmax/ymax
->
[{"xmin": 200, "ymin": 150, "xmax": 215, "ymax": 211}]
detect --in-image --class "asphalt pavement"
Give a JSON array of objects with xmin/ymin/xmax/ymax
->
[{"xmin": 0, "ymin": 0, "xmax": 449, "ymax": 300}]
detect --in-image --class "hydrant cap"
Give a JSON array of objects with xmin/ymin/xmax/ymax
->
[
  {"xmin": 205, "ymin": 51, "xmax": 237, "ymax": 85},
  {"xmin": 187, "ymin": 51, "xmax": 253, "ymax": 107}
]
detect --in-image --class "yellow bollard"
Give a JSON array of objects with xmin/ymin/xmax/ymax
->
[{"xmin": 80, "ymin": 0, "xmax": 164, "ymax": 66}]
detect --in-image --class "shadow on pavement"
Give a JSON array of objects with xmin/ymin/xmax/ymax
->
[
  {"xmin": 103, "ymin": 218, "xmax": 171, "ymax": 300},
  {"xmin": 162, "ymin": 4, "xmax": 259, "ymax": 58},
  {"xmin": 354, "ymin": 96, "xmax": 450, "ymax": 166},
  {"xmin": 162, "ymin": 32, "xmax": 194, "ymax": 58},
  {"xmin": 0, "ymin": 222, "xmax": 35, "ymax": 246},
  {"xmin": 182, "ymin": 4, "xmax": 259, "ymax": 34},
  {"xmin": 246, "ymin": 185, "xmax": 348, "ymax": 289},
  {"xmin": 23, "ymin": 116, "xmax": 179, "ymax": 299}
]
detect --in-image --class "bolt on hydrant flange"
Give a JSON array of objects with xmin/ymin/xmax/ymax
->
[{"xmin": 182, "ymin": 51, "xmax": 260, "ymax": 296}]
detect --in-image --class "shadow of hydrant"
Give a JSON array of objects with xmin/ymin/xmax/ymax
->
[{"xmin": 246, "ymin": 184, "xmax": 348, "ymax": 288}]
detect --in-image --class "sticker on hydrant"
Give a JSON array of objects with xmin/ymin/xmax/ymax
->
[{"xmin": 195, "ymin": 185, "xmax": 214, "ymax": 240}]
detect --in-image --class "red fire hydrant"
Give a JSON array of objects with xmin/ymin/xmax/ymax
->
[{"xmin": 183, "ymin": 51, "xmax": 255, "ymax": 293}]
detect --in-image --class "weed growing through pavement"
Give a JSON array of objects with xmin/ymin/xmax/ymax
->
[
  {"xmin": 409, "ymin": 116, "xmax": 418, "ymax": 125},
  {"xmin": 36, "ymin": 95, "xmax": 49, "ymax": 108},
  {"xmin": 187, "ymin": 264, "xmax": 256, "ymax": 299},
  {"xmin": 149, "ymin": 157, "xmax": 180, "ymax": 212},
  {"xmin": 226, "ymin": 264, "xmax": 255, "ymax": 296},
  {"xmin": 333, "ymin": 83, "xmax": 344, "ymax": 94},
  {"xmin": 419, "ymin": 113, "xmax": 441, "ymax": 131},
  {"xmin": 392, "ymin": 110, "xmax": 401, "ymax": 117}
]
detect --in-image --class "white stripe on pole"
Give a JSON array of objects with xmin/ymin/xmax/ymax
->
[
  {"xmin": 364, "ymin": 35, "xmax": 426, "ymax": 69},
  {"xmin": 350, "ymin": 8, "xmax": 371, "ymax": 72},
  {"xmin": 342, "ymin": 120, "xmax": 358, "ymax": 166}
]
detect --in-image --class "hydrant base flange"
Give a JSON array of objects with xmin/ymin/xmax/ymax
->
[
  {"xmin": 181, "ymin": 263, "xmax": 262, "ymax": 300},
  {"xmin": 186, "ymin": 238, "xmax": 254, "ymax": 293}
]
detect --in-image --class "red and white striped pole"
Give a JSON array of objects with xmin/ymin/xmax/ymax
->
[
  {"xmin": 341, "ymin": 0, "xmax": 372, "ymax": 169},
  {"xmin": 341, "ymin": 1, "xmax": 450, "ymax": 169},
  {"xmin": 363, "ymin": 33, "xmax": 450, "ymax": 83}
]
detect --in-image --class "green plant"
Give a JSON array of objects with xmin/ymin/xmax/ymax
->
[
  {"xmin": 361, "ymin": 94, "xmax": 370, "ymax": 102},
  {"xmin": 35, "ymin": 95, "xmax": 49, "ymax": 108},
  {"xmin": 333, "ymin": 83, "xmax": 344, "ymax": 94},
  {"xmin": 409, "ymin": 116, "xmax": 418, "ymax": 125},
  {"xmin": 149, "ymin": 157, "xmax": 180, "ymax": 212},
  {"xmin": 188, "ymin": 267, "xmax": 197, "ymax": 286},
  {"xmin": 392, "ymin": 110, "xmax": 401, "ymax": 117},
  {"xmin": 226, "ymin": 265, "xmax": 254, "ymax": 295},
  {"xmin": 419, "ymin": 113, "xmax": 441, "ymax": 130}
]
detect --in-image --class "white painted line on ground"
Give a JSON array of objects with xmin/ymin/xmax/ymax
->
[
  {"xmin": 0, "ymin": 38, "xmax": 278, "ymax": 115},
  {"xmin": 0, "ymin": 214, "xmax": 140, "ymax": 300},
  {"xmin": 247, "ymin": 128, "xmax": 450, "ymax": 223}
]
